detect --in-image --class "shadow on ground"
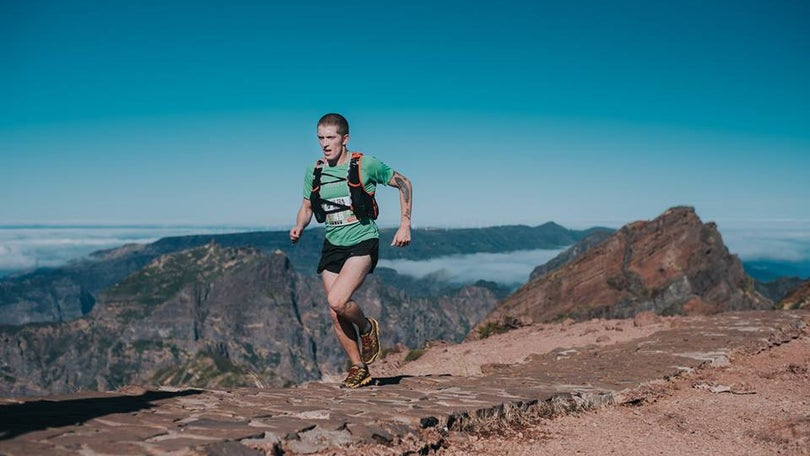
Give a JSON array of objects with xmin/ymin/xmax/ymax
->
[
  {"xmin": 373, "ymin": 375, "xmax": 414, "ymax": 386},
  {"xmin": 0, "ymin": 389, "xmax": 203, "ymax": 440}
]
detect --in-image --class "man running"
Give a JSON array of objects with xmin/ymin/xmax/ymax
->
[{"xmin": 290, "ymin": 113, "xmax": 413, "ymax": 388}]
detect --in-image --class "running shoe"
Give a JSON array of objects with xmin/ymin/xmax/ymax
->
[
  {"xmin": 341, "ymin": 363, "xmax": 372, "ymax": 388},
  {"xmin": 359, "ymin": 317, "xmax": 382, "ymax": 365}
]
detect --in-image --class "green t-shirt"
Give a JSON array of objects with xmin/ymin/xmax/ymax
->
[{"xmin": 303, "ymin": 154, "xmax": 394, "ymax": 246}]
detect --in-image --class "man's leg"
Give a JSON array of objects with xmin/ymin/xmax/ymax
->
[{"xmin": 321, "ymin": 255, "xmax": 372, "ymax": 366}]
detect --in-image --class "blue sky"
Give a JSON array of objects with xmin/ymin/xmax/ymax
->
[{"xmin": 2, "ymin": 0, "xmax": 808, "ymax": 233}]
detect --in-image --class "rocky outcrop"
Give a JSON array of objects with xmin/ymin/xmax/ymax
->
[
  {"xmin": 476, "ymin": 207, "xmax": 772, "ymax": 331},
  {"xmin": 0, "ymin": 243, "xmax": 498, "ymax": 396},
  {"xmin": 778, "ymin": 279, "xmax": 810, "ymax": 310},
  {"xmin": 530, "ymin": 229, "xmax": 614, "ymax": 280},
  {"xmin": 1, "ymin": 244, "xmax": 316, "ymax": 396},
  {"xmin": 0, "ymin": 272, "xmax": 95, "ymax": 325},
  {"xmin": 757, "ymin": 276, "xmax": 807, "ymax": 302}
]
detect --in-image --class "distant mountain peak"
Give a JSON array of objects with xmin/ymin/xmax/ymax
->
[
  {"xmin": 474, "ymin": 206, "xmax": 771, "ymax": 333},
  {"xmin": 537, "ymin": 221, "xmax": 565, "ymax": 229}
]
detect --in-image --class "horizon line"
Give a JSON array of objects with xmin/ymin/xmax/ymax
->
[{"xmin": 1, "ymin": 217, "xmax": 809, "ymax": 232}]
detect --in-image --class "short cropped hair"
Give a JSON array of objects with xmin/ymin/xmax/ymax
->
[{"xmin": 317, "ymin": 113, "xmax": 349, "ymax": 136}]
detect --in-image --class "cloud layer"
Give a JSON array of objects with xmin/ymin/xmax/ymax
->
[
  {"xmin": 0, "ymin": 226, "xmax": 259, "ymax": 273},
  {"xmin": 3, "ymin": 222, "xmax": 809, "ymax": 282},
  {"xmin": 378, "ymin": 249, "xmax": 568, "ymax": 286},
  {"xmin": 720, "ymin": 221, "xmax": 810, "ymax": 262}
]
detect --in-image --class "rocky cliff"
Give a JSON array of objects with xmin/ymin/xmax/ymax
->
[
  {"xmin": 529, "ymin": 229, "xmax": 614, "ymax": 281},
  {"xmin": 476, "ymin": 207, "xmax": 772, "ymax": 331},
  {"xmin": 757, "ymin": 276, "xmax": 807, "ymax": 303},
  {"xmin": 0, "ymin": 271, "xmax": 95, "ymax": 325},
  {"xmin": 778, "ymin": 279, "xmax": 810, "ymax": 310},
  {"xmin": 0, "ymin": 243, "xmax": 498, "ymax": 396}
]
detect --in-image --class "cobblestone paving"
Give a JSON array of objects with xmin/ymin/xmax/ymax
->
[{"xmin": 0, "ymin": 311, "xmax": 806, "ymax": 455}]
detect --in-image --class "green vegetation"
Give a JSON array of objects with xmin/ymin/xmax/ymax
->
[
  {"xmin": 744, "ymin": 277, "xmax": 756, "ymax": 294},
  {"xmin": 132, "ymin": 339, "xmax": 164, "ymax": 353},
  {"xmin": 477, "ymin": 315, "xmax": 522, "ymax": 339},
  {"xmin": 117, "ymin": 308, "xmax": 146, "ymax": 322},
  {"xmin": 106, "ymin": 361, "xmax": 137, "ymax": 389},
  {"xmin": 151, "ymin": 350, "xmax": 252, "ymax": 388},
  {"xmin": 110, "ymin": 341, "xmax": 126, "ymax": 358},
  {"xmin": 552, "ymin": 313, "xmax": 574, "ymax": 323},
  {"xmin": 404, "ymin": 348, "xmax": 425, "ymax": 362},
  {"xmin": 243, "ymin": 343, "xmax": 261, "ymax": 365},
  {"xmin": 1, "ymin": 365, "xmax": 15, "ymax": 383},
  {"xmin": 106, "ymin": 245, "xmax": 228, "ymax": 307},
  {"xmin": 267, "ymin": 352, "xmax": 281, "ymax": 365}
]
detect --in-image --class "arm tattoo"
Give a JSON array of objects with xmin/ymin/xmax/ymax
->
[{"xmin": 394, "ymin": 176, "xmax": 410, "ymax": 203}]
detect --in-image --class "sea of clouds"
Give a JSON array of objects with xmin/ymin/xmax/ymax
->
[
  {"xmin": 377, "ymin": 249, "xmax": 567, "ymax": 287},
  {"xmin": 2, "ymin": 222, "xmax": 808, "ymax": 283},
  {"xmin": 0, "ymin": 224, "xmax": 566, "ymax": 284},
  {"xmin": 0, "ymin": 225, "xmax": 263, "ymax": 275},
  {"xmin": 719, "ymin": 222, "xmax": 810, "ymax": 263}
]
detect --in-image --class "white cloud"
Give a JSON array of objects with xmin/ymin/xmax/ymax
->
[
  {"xmin": 0, "ymin": 225, "xmax": 260, "ymax": 273},
  {"xmin": 719, "ymin": 221, "xmax": 810, "ymax": 261},
  {"xmin": 4, "ymin": 222, "xmax": 810, "ymax": 280},
  {"xmin": 378, "ymin": 248, "xmax": 568, "ymax": 285},
  {"xmin": 0, "ymin": 244, "xmax": 38, "ymax": 271}
]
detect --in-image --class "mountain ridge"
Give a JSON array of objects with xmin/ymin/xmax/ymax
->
[
  {"xmin": 476, "ymin": 206, "xmax": 772, "ymax": 332},
  {"xmin": 0, "ymin": 243, "xmax": 499, "ymax": 396},
  {"xmin": 0, "ymin": 223, "xmax": 596, "ymax": 326},
  {"xmin": 1, "ymin": 207, "xmax": 805, "ymax": 397}
]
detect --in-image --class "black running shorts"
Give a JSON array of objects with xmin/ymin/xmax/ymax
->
[{"xmin": 317, "ymin": 238, "xmax": 379, "ymax": 274}]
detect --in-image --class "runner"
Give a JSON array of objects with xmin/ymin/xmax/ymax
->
[{"xmin": 290, "ymin": 113, "xmax": 413, "ymax": 388}]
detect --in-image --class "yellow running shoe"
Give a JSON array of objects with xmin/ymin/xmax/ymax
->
[
  {"xmin": 359, "ymin": 317, "xmax": 382, "ymax": 365},
  {"xmin": 341, "ymin": 363, "xmax": 372, "ymax": 389}
]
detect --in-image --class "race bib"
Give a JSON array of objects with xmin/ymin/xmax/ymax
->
[{"xmin": 323, "ymin": 196, "xmax": 359, "ymax": 226}]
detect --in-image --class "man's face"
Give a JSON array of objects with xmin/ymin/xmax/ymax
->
[{"xmin": 317, "ymin": 124, "xmax": 348, "ymax": 163}]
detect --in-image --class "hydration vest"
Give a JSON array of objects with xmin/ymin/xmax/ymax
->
[{"xmin": 310, "ymin": 152, "xmax": 379, "ymax": 224}]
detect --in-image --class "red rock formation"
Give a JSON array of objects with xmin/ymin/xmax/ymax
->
[
  {"xmin": 778, "ymin": 280, "xmax": 810, "ymax": 310},
  {"xmin": 476, "ymin": 207, "xmax": 771, "ymax": 330}
]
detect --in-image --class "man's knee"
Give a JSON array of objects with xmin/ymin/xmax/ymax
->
[
  {"xmin": 327, "ymin": 292, "xmax": 350, "ymax": 315},
  {"xmin": 328, "ymin": 307, "xmax": 341, "ymax": 326}
]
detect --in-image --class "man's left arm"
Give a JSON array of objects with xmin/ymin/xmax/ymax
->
[{"xmin": 388, "ymin": 171, "xmax": 412, "ymax": 247}]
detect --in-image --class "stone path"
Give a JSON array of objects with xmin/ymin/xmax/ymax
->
[{"xmin": 0, "ymin": 311, "xmax": 806, "ymax": 455}]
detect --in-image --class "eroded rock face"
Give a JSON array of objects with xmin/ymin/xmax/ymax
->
[
  {"xmin": 755, "ymin": 276, "xmax": 806, "ymax": 302},
  {"xmin": 529, "ymin": 229, "xmax": 614, "ymax": 281},
  {"xmin": 779, "ymin": 280, "xmax": 810, "ymax": 310},
  {"xmin": 0, "ymin": 274, "xmax": 95, "ymax": 325},
  {"xmin": 1, "ymin": 244, "xmax": 315, "ymax": 396},
  {"xmin": 477, "ymin": 207, "xmax": 772, "ymax": 331},
  {"xmin": 0, "ymin": 243, "xmax": 498, "ymax": 396}
]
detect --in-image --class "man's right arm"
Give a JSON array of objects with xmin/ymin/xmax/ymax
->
[{"xmin": 290, "ymin": 198, "xmax": 313, "ymax": 244}]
